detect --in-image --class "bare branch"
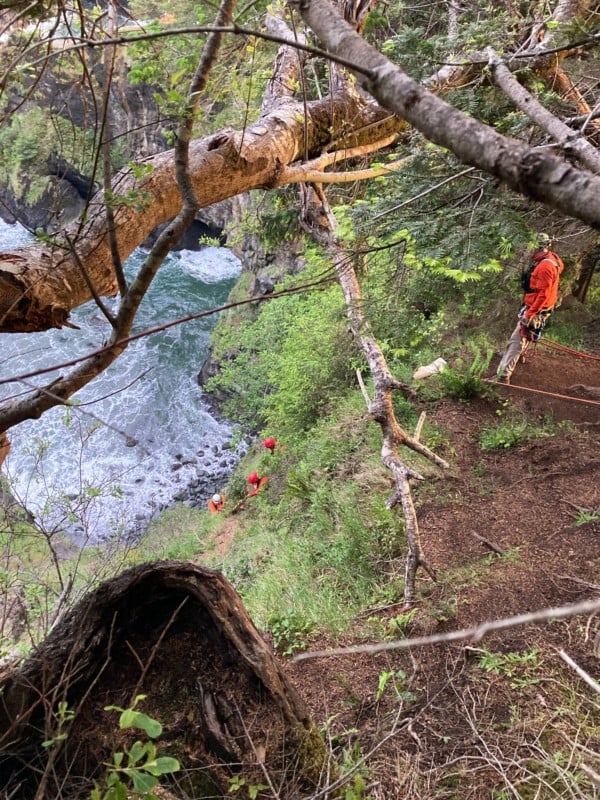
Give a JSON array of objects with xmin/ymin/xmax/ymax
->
[
  {"xmin": 487, "ymin": 47, "xmax": 600, "ymax": 174},
  {"xmin": 293, "ymin": 597, "xmax": 600, "ymax": 661},
  {"xmin": 559, "ymin": 649, "xmax": 600, "ymax": 694},
  {"xmin": 280, "ymin": 148, "xmax": 408, "ymax": 184}
]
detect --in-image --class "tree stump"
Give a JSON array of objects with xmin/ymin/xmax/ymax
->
[{"xmin": 0, "ymin": 561, "xmax": 327, "ymax": 799}]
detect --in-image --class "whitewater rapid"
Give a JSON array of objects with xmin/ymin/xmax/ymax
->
[{"xmin": 0, "ymin": 219, "xmax": 246, "ymax": 541}]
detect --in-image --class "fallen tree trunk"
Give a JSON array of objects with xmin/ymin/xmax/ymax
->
[
  {"xmin": 0, "ymin": 97, "xmax": 399, "ymax": 334},
  {"xmin": 0, "ymin": 561, "xmax": 327, "ymax": 799}
]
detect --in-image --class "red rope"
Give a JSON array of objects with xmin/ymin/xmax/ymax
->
[
  {"xmin": 483, "ymin": 378, "xmax": 600, "ymax": 406},
  {"xmin": 539, "ymin": 338, "xmax": 600, "ymax": 361}
]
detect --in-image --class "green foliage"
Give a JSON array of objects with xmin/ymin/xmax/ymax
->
[
  {"xmin": 385, "ymin": 608, "xmax": 417, "ymax": 638},
  {"xmin": 93, "ymin": 696, "xmax": 180, "ymax": 800},
  {"xmin": 207, "ymin": 259, "xmax": 357, "ymax": 436},
  {"xmin": 262, "ymin": 288, "xmax": 356, "ymax": 435},
  {"xmin": 375, "ymin": 669, "xmax": 415, "ymax": 704},
  {"xmin": 572, "ymin": 507, "xmax": 600, "ymax": 526},
  {"xmin": 479, "ymin": 411, "xmax": 566, "ymax": 451},
  {"xmin": 105, "ymin": 186, "xmax": 152, "ymax": 213},
  {"xmin": 269, "ymin": 610, "xmax": 314, "ymax": 655},
  {"xmin": 223, "ymin": 394, "xmax": 406, "ymax": 635},
  {"xmin": 135, "ymin": 502, "xmax": 216, "ymax": 563},
  {"xmin": 339, "ymin": 743, "xmax": 372, "ymax": 800},
  {"xmin": 476, "ymin": 648, "xmax": 542, "ymax": 688},
  {"xmin": 334, "ymin": 199, "xmax": 514, "ymax": 378},
  {"xmin": 0, "ymin": 108, "xmax": 94, "ymax": 201},
  {"xmin": 228, "ymin": 775, "xmax": 268, "ymax": 799},
  {"xmin": 42, "ymin": 700, "xmax": 75, "ymax": 748},
  {"xmin": 439, "ymin": 345, "xmax": 494, "ymax": 401}
]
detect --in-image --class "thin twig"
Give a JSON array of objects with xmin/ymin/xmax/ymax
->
[
  {"xmin": 293, "ymin": 597, "xmax": 600, "ymax": 661},
  {"xmin": 355, "ymin": 368, "xmax": 372, "ymax": 407},
  {"xmin": 472, "ymin": 532, "xmax": 505, "ymax": 555},
  {"xmin": 130, "ymin": 596, "xmax": 189, "ymax": 702},
  {"xmin": 559, "ymin": 649, "xmax": 600, "ymax": 694}
]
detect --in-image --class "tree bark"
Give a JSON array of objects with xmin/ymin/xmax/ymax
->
[
  {"xmin": 487, "ymin": 48, "xmax": 600, "ymax": 173},
  {"xmin": 293, "ymin": 0, "xmax": 600, "ymax": 227},
  {"xmin": 0, "ymin": 561, "xmax": 327, "ymax": 799},
  {"xmin": 4, "ymin": 1, "xmax": 600, "ymax": 338},
  {"xmin": 298, "ymin": 183, "xmax": 448, "ymax": 605},
  {"xmin": 0, "ymin": 97, "xmax": 399, "ymax": 334}
]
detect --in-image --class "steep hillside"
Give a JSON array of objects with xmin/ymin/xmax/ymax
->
[
  {"xmin": 279, "ymin": 345, "xmax": 600, "ymax": 799},
  {"xmin": 0, "ymin": 341, "xmax": 598, "ymax": 799}
]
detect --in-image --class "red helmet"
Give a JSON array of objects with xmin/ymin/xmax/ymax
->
[
  {"xmin": 263, "ymin": 437, "xmax": 277, "ymax": 451},
  {"xmin": 247, "ymin": 471, "xmax": 260, "ymax": 485}
]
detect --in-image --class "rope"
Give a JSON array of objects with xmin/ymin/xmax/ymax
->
[
  {"xmin": 488, "ymin": 334, "xmax": 600, "ymax": 405},
  {"xmin": 483, "ymin": 378, "xmax": 600, "ymax": 407},
  {"xmin": 539, "ymin": 338, "xmax": 600, "ymax": 361}
]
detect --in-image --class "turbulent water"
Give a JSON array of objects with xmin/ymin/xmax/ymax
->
[{"xmin": 0, "ymin": 219, "xmax": 245, "ymax": 541}]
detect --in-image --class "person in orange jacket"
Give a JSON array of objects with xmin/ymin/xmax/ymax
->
[
  {"xmin": 207, "ymin": 493, "xmax": 225, "ymax": 513},
  {"xmin": 496, "ymin": 240, "xmax": 564, "ymax": 384},
  {"xmin": 247, "ymin": 471, "xmax": 269, "ymax": 497}
]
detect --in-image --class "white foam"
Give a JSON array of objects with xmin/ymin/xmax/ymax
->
[
  {"xmin": 0, "ymin": 218, "xmax": 34, "ymax": 250},
  {"xmin": 0, "ymin": 237, "xmax": 243, "ymax": 539},
  {"xmin": 176, "ymin": 247, "xmax": 242, "ymax": 283}
]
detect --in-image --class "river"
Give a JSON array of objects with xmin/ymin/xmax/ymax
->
[{"xmin": 0, "ymin": 218, "xmax": 245, "ymax": 541}]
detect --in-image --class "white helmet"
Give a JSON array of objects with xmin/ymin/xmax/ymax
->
[{"xmin": 212, "ymin": 494, "xmax": 221, "ymax": 503}]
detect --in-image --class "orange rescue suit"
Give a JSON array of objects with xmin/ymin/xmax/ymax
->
[
  {"xmin": 522, "ymin": 251, "xmax": 564, "ymax": 319},
  {"xmin": 208, "ymin": 496, "xmax": 225, "ymax": 513}
]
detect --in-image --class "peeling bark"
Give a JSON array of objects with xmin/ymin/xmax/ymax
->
[
  {"xmin": 0, "ymin": 99, "xmax": 398, "ymax": 334},
  {"xmin": 3, "ymin": 1, "xmax": 600, "ymax": 337}
]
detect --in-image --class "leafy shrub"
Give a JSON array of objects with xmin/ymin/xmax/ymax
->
[
  {"xmin": 269, "ymin": 610, "xmax": 314, "ymax": 655},
  {"xmin": 440, "ymin": 345, "xmax": 494, "ymax": 401},
  {"xmin": 480, "ymin": 415, "xmax": 531, "ymax": 450},
  {"xmin": 479, "ymin": 412, "xmax": 567, "ymax": 451},
  {"xmin": 206, "ymin": 268, "xmax": 357, "ymax": 437}
]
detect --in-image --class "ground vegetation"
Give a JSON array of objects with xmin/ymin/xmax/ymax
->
[{"xmin": 0, "ymin": 0, "xmax": 599, "ymax": 797}]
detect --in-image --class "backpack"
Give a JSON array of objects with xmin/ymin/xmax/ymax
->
[{"xmin": 520, "ymin": 254, "xmax": 559, "ymax": 293}]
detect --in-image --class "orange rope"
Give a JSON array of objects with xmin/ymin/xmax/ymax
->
[
  {"xmin": 539, "ymin": 338, "xmax": 600, "ymax": 361},
  {"xmin": 483, "ymin": 378, "xmax": 600, "ymax": 406}
]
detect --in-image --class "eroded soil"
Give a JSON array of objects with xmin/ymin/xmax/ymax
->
[{"xmin": 279, "ymin": 343, "xmax": 600, "ymax": 799}]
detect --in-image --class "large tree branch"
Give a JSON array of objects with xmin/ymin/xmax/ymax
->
[
  {"xmin": 487, "ymin": 47, "xmax": 600, "ymax": 174},
  {"xmin": 0, "ymin": 0, "xmax": 237, "ymax": 440},
  {"xmin": 298, "ymin": 183, "xmax": 448, "ymax": 606},
  {"xmin": 293, "ymin": 0, "xmax": 600, "ymax": 229},
  {"xmin": 0, "ymin": 96, "xmax": 399, "ymax": 333},
  {"xmin": 261, "ymin": 11, "xmax": 308, "ymax": 111},
  {"xmin": 7, "ymin": 0, "xmax": 600, "ymax": 337}
]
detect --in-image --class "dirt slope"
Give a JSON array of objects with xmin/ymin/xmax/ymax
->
[{"xmin": 282, "ymin": 344, "xmax": 600, "ymax": 799}]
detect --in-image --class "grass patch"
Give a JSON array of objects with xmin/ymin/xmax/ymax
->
[
  {"xmin": 136, "ymin": 504, "xmax": 208, "ymax": 561},
  {"xmin": 479, "ymin": 411, "xmax": 571, "ymax": 451}
]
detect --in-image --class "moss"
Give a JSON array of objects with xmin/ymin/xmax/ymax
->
[{"xmin": 285, "ymin": 720, "xmax": 333, "ymax": 791}]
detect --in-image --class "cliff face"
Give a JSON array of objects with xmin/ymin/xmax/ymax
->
[{"xmin": 0, "ymin": 32, "xmax": 168, "ymax": 232}]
